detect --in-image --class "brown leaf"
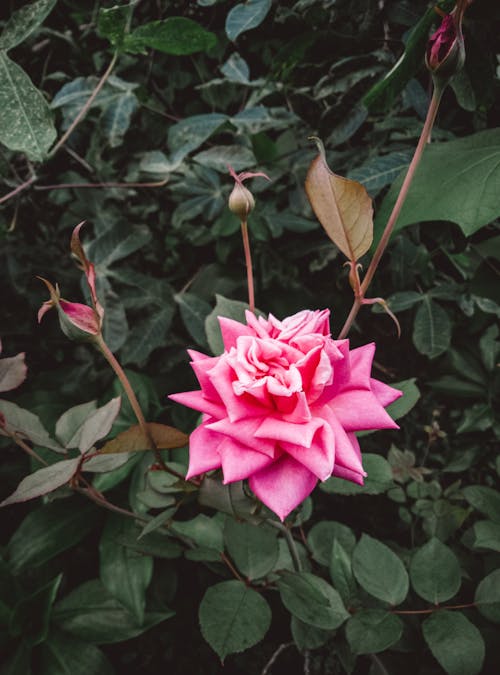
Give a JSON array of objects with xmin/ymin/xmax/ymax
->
[
  {"xmin": 305, "ymin": 139, "xmax": 373, "ymax": 262},
  {"xmin": 99, "ymin": 422, "xmax": 188, "ymax": 454}
]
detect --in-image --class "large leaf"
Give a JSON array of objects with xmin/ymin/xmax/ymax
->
[
  {"xmin": 9, "ymin": 575, "xmax": 62, "ymax": 646},
  {"xmin": 205, "ymin": 294, "xmax": 252, "ymax": 355},
  {"xmin": 120, "ymin": 306, "xmax": 174, "ymax": 365},
  {"xmin": 348, "ymin": 150, "xmax": 413, "ymax": 197},
  {"xmin": 321, "ymin": 454, "xmax": 394, "ymax": 496},
  {"xmin": 0, "ymin": 458, "xmax": 80, "ymax": 507},
  {"xmin": 0, "ymin": 0, "xmax": 57, "ymax": 51},
  {"xmin": 0, "ymin": 399, "xmax": 63, "ymax": 451},
  {"xmin": 99, "ymin": 422, "xmax": 188, "ymax": 454},
  {"xmin": 6, "ymin": 500, "xmax": 99, "ymax": 573},
  {"xmin": 352, "ymin": 534, "xmax": 409, "ymax": 605},
  {"xmin": 224, "ymin": 519, "xmax": 278, "ymax": 580},
  {"xmin": 199, "ymin": 580, "xmax": 271, "ymax": 661},
  {"xmin": 225, "ymin": 0, "xmax": 272, "ymax": 41},
  {"xmin": 52, "ymin": 580, "xmax": 173, "ymax": 644},
  {"xmin": 77, "ymin": 397, "xmax": 121, "ymax": 454},
  {"xmin": 463, "ymin": 485, "xmax": 500, "ymax": 524},
  {"xmin": 410, "ymin": 537, "xmax": 461, "ymax": 603},
  {"xmin": 55, "ymin": 400, "xmax": 98, "ymax": 448},
  {"xmin": 125, "ymin": 17, "xmax": 216, "ymax": 55},
  {"xmin": 0, "ymin": 52, "xmax": 56, "ymax": 161},
  {"xmin": 422, "ymin": 611, "xmax": 485, "ymax": 675},
  {"xmin": 168, "ymin": 112, "xmax": 228, "ymax": 155},
  {"xmin": 99, "ymin": 514, "xmax": 153, "ymax": 624},
  {"xmin": 375, "ymin": 129, "xmax": 500, "ymax": 238},
  {"xmin": 277, "ymin": 571, "xmax": 349, "ymax": 630},
  {"xmin": 174, "ymin": 292, "xmax": 212, "ymax": 349},
  {"xmin": 305, "ymin": 146, "xmax": 373, "ymax": 262},
  {"xmin": 346, "ymin": 610, "xmax": 403, "ymax": 655}
]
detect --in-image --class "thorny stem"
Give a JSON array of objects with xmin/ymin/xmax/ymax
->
[
  {"xmin": 95, "ymin": 334, "xmax": 166, "ymax": 470},
  {"xmin": 337, "ymin": 87, "xmax": 443, "ymax": 340},
  {"xmin": 267, "ymin": 520, "xmax": 302, "ymax": 572},
  {"xmin": 241, "ymin": 220, "xmax": 255, "ymax": 313},
  {"xmin": 48, "ymin": 51, "xmax": 119, "ymax": 157}
]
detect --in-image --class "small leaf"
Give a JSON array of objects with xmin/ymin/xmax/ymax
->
[
  {"xmin": 305, "ymin": 141, "xmax": 373, "ymax": 262},
  {"xmin": 220, "ymin": 53, "xmax": 250, "ymax": 84},
  {"xmin": 386, "ymin": 378, "xmax": 420, "ymax": 421},
  {"xmin": 171, "ymin": 514, "xmax": 224, "ymax": 552},
  {"xmin": 77, "ymin": 397, "xmax": 121, "ymax": 454},
  {"xmin": 277, "ymin": 571, "xmax": 349, "ymax": 630},
  {"xmin": 168, "ymin": 112, "xmax": 228, "ymax": 155},
  {"xmin": 199, "ymin": 580, "xmax": 271, "ymax": 660},
  {"xmin": 475, "ymin": 569, "xmax": 500, "ymax": 623},
  {"xmin": 0, "ymin": 458, "xmax": 80, "ymax": 507},
  {"xmin": 410, "ymin": 537, "xmax": 461, "ymax": 603},
  {"xmin": 290, "ymin": 616, "xmax": 330, "ymax": 652},
  {"xmin": 82, "ymin": 453, "xmax": 131, "ymax": 473},
  {"xmin": 0, "ymin": 52, "xmax": 56, "ymax": 161},
  {"xmin": 193, "ymin": 144, "xmax": 256, "ymax": 172},
  {"xmin": 352, "ymin": 534, "xmax": 409, "ymax": 605},
  {"xmin": 348, "ymin": 150, "xmax": 413, "ymax": 197},
  {"xmin": 55, "ymin": 401, "xmax": 98, "ymax": 448},
  {"xmin": 174, "ymin": 292, "xmax": 212, "ymax": 348},
  {"xmin": 471, "ymin": 520, "xmax": 500, "ymax": 552},
  {"xmin": 225, "ymin": 0, "xmax": 272, "ymax": 41},
  {"xmin": 125, "ymin": 17, "xmax": 216, "ymax": 56},
  {"xmin": 99, "ymin": 422, "xmax": 188, "ymax": 454},
  {"xmin": 0, "ymin": 0, "xmax": 57, "ymax": 51},
  {"xmin": 101, "ymin": 91, "xmax": 138, "ymax": 147},
  {"xmin": 120, "ymin": 307, "xmax": 174, "ymax": 366},
  {"xmin": 320, "ymin": 454, "xmax": 393, "ymax": 496},
  {"xmin": 224, "ymin": 519, "xmax": 279, "ymax": 580},
  {"xmin": 205, "ymin": 294, "xmax": 251, "ymax": 355},
  {"xmin": 0, "ymin": 351, "xmax": 27, "ymax": 393},
  {"xmin": 346, "ymin": 610, "xmax": 403, "ymax": 655},
  {"xmin": 413, "ymin": 297, "xmax": 451, "ymax": 359},
  {"xmin": 422, "ymin": 611, "xmax": 485, "ymax": 675},
  {"xmin": 307, "ymin": 520, "xmax": 356, "ymax": 566},
  {"xmin": 463, "ymin": 485, "xmax": 500, "ymax": 524},
  {"xmin": 97, "ymin": 4, "xmax": 131, "ymax": 49}
]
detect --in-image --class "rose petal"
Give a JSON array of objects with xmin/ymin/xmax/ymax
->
[
  {"xmin": 185, "ymin": 421, "xmax": 223, "ymax": 479},
  {"xmin": 281, "ymin": 422, "xmax": 335, "ymax": 480},
  {"xmin": 169, "ymin": 390, "xmax": 225, "ymax": 419},
  {"xmin": 316, "ymin": 406, "xmax": 366, "ymax": 475},
  {"xmin": 219, "ymin": 437, "xmax": 276, "ymax": 482},
  {"xmin": 327, "ymin": 389, "xmax": 399, "ymax": 431},
  {"xmin": 249, "ymin": 455, "xmax": 318, "ymax": 521},
  {"xmin": 255, "ymin": 416, "xmax": 325, "ymax": 448},
  {"xmin": 206, "ymin": 417, "xmax": 276, "ymax": 457},
  {"xmin": 370, "ymin": 378, "xmax": 402, "ymax": 407},
  {"xmin": 218, "ymin": 316, "xmax": 252, "ymax": 350},
  {"xmin": 347, "ymin": 343, "xmax": 376, "ymax": 390}
]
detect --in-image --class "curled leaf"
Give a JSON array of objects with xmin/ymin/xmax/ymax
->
[{"xmin": 305, "ymin": 138, "xmax": 373, "ymax": 262}]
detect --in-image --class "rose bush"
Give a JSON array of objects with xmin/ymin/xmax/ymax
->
[{"xmin": 170, "ymin": 309, "xmax": 402, "ymax": 520}]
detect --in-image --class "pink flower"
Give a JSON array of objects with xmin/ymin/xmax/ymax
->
[{"xmin": 170, "ymin": 309, "xmax": 402, "ymax": 521}]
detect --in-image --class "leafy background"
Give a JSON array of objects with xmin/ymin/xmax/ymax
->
[{"xmin": 0, "ymin": 0, "xmax": 499, "ymax": 674}]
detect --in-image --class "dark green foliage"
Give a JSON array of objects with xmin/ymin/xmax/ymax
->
[{"xmin": 0, "ymin": 0, "xmax": 499, "ymax": 673}]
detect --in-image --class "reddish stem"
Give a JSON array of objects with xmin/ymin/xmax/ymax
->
[
  {"xmin": 241, "ymin": 220, "xmax": 255, "ymax": 312},
  {"xmin": 35, "ymin": 178, "xmax": 168, "ymax": 191}
]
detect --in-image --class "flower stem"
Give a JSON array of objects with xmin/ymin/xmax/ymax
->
[
  {"xmin": 241, "ymin": 220, "xmax": 255, "ymax": 313},
  {"xmin": 337, "ymin": 86, "xmax": 443, "ymax": 340},
  {"xmin": 0, "ymin": 174, "xmax": 37, "ymax": 205},
  {"xmin": 95, "ymin": 334, "xmax": 166, "ymax": 469},
  {"xmin": 267, "ymin": 520, "xmax": 302, "ymax": 572}
]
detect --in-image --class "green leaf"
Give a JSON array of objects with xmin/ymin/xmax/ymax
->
[
  {"xmin": 225, "ymin": 0, "xmax": 272, "ymax": 41},
  {"xmin": 290, "ymin": 616, "xmax": 330, "ymax": 652},
  {"xmin": 0, "ymin": 52, "xmax": 56, "ymax": 161},
  {"xmin": 99, "ymin": 514, "xmax": 153, "ymax": 624},
  {"xmin": 463, "ymin": 486, "xmax": 500, "ymax": 524},
  {"xmin": 363, "ymin": 6, "xmax": 437, "ymax": 113},
  {"xmin": 410, "ymin": 537, "xmax": 461, "ymax": 603},
  {"xmin": 89, "ymin": 224, "xmax": 152, "ymax": 268},
  {"xmin": 52, "ymin": 579, "xmax": 174, "ymax": 644},
  {"xmin": 0, "ymin": 458, "xmax": 80, "ymax": 507},
  {"xmin": 101, "ymin": 91, "xmax": 138, "ymax": 147},
  {"xmin": 126, "ymin": 17, "xmax": 216, "ymax": 56},
  {"xmin": 348, "ymin": 150, "xmax": 413, "ymax": 197},
  {"xmin": 352, "ymin": 534, "xmax": 409, "ymax": 605},
  {"xmin": 97, "ymin": 4, "xmax": 131, "ymax": 49},
  {"xmin": 193, "ymin": 144, "xmax": 256, "ymax": 172},
  {"xmin": 0, "ymin": 642, "xmax": 32, "ymax": 675},
  {"xmin": 171, "ymin": 514, "xmax": 224, "ymax": 553},
  {"xmin": 9, "ymin": 575, "xmax": 62, "ymax": 646},
  {"xmin": 220, "ymin": 53, "xmax": 250, "ymax": 84},
  {"xmin": 307, "ymin": 521, "xmax": 356, "ymax": 566},
  {"xmin": 55, "ymin": 400, "xmax": 97, "ymax": 448},
  {"xmin": 372, "ymin": 290, "xmax": 423, "ymax": 313},
  {"xmin": 346, "ymin": 609, "xmax": 403, "ymax": 655},
  {"xmin": 40, "ymin": 629, "xmax": 114, "ymax": 675},
  {"xmin": 457, "ymin": 404, "xmax": 493, "ymax": 434},
  {"xmin": 224, "ymin": 519, "xmax": 278, "ymax": 580},
  {"xmin": 375, "ymin": 129, "xmax": 500, "ymax": 238},
  {"xmin": 422, "ymin": 611, "xmax": 485, "ymax": 675},
  {"xmin": 199, "ymin": 580, "xmax": 271, "ymax": 661},
  {"xmin": 320, "ymin": 454, "xmax": 394, "ymax": 496},
  {"xmin": 329, "ymin": 539, "xmax": 357, "ymax": 606},
  {"xmin": 475, "ymin": 569, "xmax": 500, "ymax": 623},
  {"xmin": 277, "ymin": 571, "xmax": 349, "ymax": 630},
  {"xmin": 120, "ymin": 307, "xmax": 174, "ymax": 366},
  {"xmin": 471, "ymin": 520, "xmax": 500, "ymax": 552},
  {"xmin": 413, "ymin": 298, "xmax": 451, "ymax": 359},
  {"xmin": 205, "ymin": 294, "xmax": 252, "ymax": 355},
  {"xmin": 0, "ymin": 0, "xmax": 57, "ymax": 51},
  {"xmin": 386, "ymin": 378, "xmax": 420, "ymax": 421},
  {"xmin": 174, "ymin": 292, "xmax": 212, "ymax": 349},
  {"xmin": 0, "ymin": 399, "xmax": 63, "ymax": 451},
  {"xmin": 168, "ymin": 112, "xmax": 228, "ymax": 155},
  {"xmin": 77, "ymin": 397, "xmax": 121, "ymax": 454},
  {"xmin": 6, "ymin": 500, "xmax": 99, "ymax": 573}
]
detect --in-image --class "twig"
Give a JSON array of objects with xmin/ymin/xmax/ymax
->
[
  {"xmin": 393, "ymin": 602, "xmax": 477, "ymax": 615},
  {"xmin": 0, "ymin": 175, "xmax": 36, "ymax": 205},
  {"xmin": 261, "ymin": 642, "xmax": 295, "ymax": 675},
  {"xmin": 2, "ymin": 429, "xmax": 49, "ymax": 465},
  {"xmin": 35, "ymin": 178, "xmax": 169, "ymax": 191},
  {"xmin": 48, "ymin": 51, "xmax": 119, "ymax": 157}
]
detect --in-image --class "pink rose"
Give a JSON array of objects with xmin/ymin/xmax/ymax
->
[{"xmin": 170, "ymin": 309, "xmax": 402, "ymax": 521}]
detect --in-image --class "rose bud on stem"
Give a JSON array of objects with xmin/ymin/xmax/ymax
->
[{"xmin": 227, "ymin": 165, "xmax": 270, "ymax": 313}]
